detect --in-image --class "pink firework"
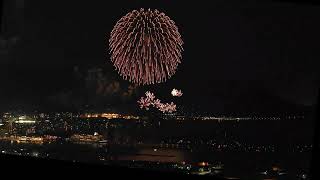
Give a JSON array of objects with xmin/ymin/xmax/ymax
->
[
  {"xmin": 137, "ymin": 91, "xmax": 177, "ymax": 113},
  {"xmin": 152, "ymin": 99, "xmax": 162, "ymax": 107},
  {"xmin": 109, "ymin": 8, "xmax": 184, "ymax": 85},
  {"xmin": 137, "ymin": 97, "xmax": 152, "ymax": 110},
  {"xmin": 145, "ymin": 91, "xmax": 155, "ymax": 101},
  {"xmin": 158, "ymin": 102, "xmax": 176, "ymax": 113}
]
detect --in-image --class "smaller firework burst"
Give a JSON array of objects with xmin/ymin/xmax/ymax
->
[
  {"xmin": 137, "ymin": 91, "xmax": 177, "ymax": 113},
  {"xmin": 171, "ymin": 88, "xmax": 183, "ymax": 97}
]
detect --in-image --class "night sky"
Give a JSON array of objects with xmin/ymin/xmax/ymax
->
[{"xmin": 0, "ymin": 0, "xmax": 319, "ymax": 113}]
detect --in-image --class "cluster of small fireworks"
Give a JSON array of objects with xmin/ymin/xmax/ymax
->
[
  {"xmin": 171, "ymin": 88, "xmax": 183, "ymax": 97},
  {"xmin": 137, "ymin": 91, "xmax": 177, "ymax": 113},
  {"xmin": 109, "ymin": 8, "xmax": 183, "ymax": 85}
]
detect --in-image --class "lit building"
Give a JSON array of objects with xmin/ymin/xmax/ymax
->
[
  {"xmin": 101, "ymin": 113, "xmax": 119, "ymax": 119},
  {"xmin": 70, "ymin": 134, "xmax": 105, "ymax": 143},
  {"xmin": 81, "ymin": 112, "xmax": 140, "ymax": 120},
  {"xmin": 14, "ymin": 115, "xmax": 36, "ymax": 124}
]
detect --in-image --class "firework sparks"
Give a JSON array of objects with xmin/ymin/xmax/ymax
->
[
  {"xmin": 145, "ymin": 91, "xmax": 155, "ymax": 101},
  {"xmin": 171, "ymin": 88, "xmax": 183, "ymax": 97},
  {"xmin": 152, "ymin": 99, "xmax": 162, "ymax": 107},
  {"xmin": 109, "ymin": 8, "xmax": 184, "ymax": 85},
  {"xmin": 158, "ymin": 102, "xmax": 177, "ymax": 113},
  {"xmin": 137, "ymin": 91, "xmax": 177, "ymax": 113},
  {"xmin": 137, "ymin": 96, "xmax": 152, "ymax": 110}
]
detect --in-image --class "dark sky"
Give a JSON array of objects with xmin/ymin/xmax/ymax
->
[{"xmin": 0, "ymin": 0, "xmax": 319, "ymax": 113}]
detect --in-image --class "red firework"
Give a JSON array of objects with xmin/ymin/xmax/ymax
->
[{"xmin": 109, "ymin": 8, "xmax": 183, "ymax": 85}]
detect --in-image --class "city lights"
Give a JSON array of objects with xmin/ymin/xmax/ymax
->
[
  {"xmin": 81, "ymin": 113, "xmax": 139, "ymax": 120},
  {"xmin": 0, "ymin": 110, "xmax": 312, "ymax": 179},
  {"xmin": 15, "ymin": 120, "xmax": 36, "ymax": 124},
  {"xmin": 18, "ymin": 116, "xmax": 27, "ymax": 120},
  {"xmin": 101, "ymin": 113, "xmax": 119, "ymax": 119}
]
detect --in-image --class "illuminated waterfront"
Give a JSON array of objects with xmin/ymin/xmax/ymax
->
[
  {"xmin": 0, "ymin": 111, "xmax": 313, "ymax": 179},
  {"xmin": 0, "ymin": 139, "xmax": 311, "ymax": 179}
]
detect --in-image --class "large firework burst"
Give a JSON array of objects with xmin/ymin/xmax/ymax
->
[{"xmin": 109, "ymin": 8, "xmax": 183, "ymax": 85}]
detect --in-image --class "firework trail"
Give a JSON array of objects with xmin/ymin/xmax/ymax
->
[{"xmin": 109, "ymin": 8, "xmax": 183, "ymax": 85}]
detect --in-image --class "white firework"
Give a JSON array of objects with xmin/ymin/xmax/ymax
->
[{"xmin": 171, "ymin": 88, "xmax": 183, "ymax": 97}]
